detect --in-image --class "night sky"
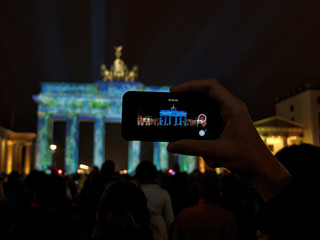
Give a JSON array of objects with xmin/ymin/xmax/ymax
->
[{"xmin": 1, "ymin": 0, "xmax": 320, "ymax": 134}]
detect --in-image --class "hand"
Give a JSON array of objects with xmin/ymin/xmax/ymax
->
[{"xmin": 167, "ymin": 78, "xmax": 292, "ymax": 201}]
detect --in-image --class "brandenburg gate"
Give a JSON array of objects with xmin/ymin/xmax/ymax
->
[
  {"xmin": 33, "ymin": 46, "xmax": 197, "ymax": 174},
  {"xmin": 33, "ymin": 80, "xmax": 172, "ymax": 174}
]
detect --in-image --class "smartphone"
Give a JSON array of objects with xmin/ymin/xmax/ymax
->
[{"xmin": 121, "ymin": 91, "xmax": 224, "ymax": 142}]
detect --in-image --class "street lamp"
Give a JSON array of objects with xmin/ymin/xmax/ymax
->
[{"xmin": 50, "ymin": 144, "xmax": 57, "ymax": 153}]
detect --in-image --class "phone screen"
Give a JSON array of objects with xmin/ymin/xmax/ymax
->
[{"xmin": 122, "ymin": 91, "xmax": 223, "ymax": 141}]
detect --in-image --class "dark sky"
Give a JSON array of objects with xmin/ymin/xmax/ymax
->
[{"xmin": 1, "ymin": 0, "xmax": 320, "ymax": 133}]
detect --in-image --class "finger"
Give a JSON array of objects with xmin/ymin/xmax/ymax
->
[
  {"xmin": 202, "ymin": 157, "xmax": 222, "ymax": 169},
  {"xmin": 167, "ymin": 139, "xmax": 227, "ymax": 160},
  {"xmin": 169, "ymin": 78, "xmax": 235, "ymax": 106}
]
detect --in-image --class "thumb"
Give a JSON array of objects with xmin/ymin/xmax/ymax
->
[{"xmin": 167, "ymin": 139, "xmax": 225, "ymax": 159}]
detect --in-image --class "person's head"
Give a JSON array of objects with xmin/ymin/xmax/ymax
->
[
  {"xmin": 34, "ymin": 174, "xmax": 67, "ymax": 208},
  {"xmin": 96, "ymin": 180, "xmax": 151, "ymax": 239},
  {"xmin": 199, "ymin": 171, "xmax": 222, "ymax": 204},
  {"xmin": 7, "ymin": 170, "xmax": 22, "ymax": 184},
  {"xmin": 25, "ymin": 170, "xmax": 45, "ymax": 195},
  {"xmin": 135, "ymin": 161, "xmax": 158, "ymax": 183},
  {"xmin": 101, "ymin": 159, "xmax": 115, "ymax": 178},
  {"xmin": 275, "ymin": 143, "xmax": 320, "ymax": 182}
]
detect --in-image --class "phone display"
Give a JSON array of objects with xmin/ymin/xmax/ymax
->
[{"xmin": 121, "ymin": 91, "xmax": 223, "ymax": 141}]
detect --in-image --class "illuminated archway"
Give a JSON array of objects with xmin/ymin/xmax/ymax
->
[{"xmin": 33, "ymin": 81, "xmax": 171, "ymax": 173}]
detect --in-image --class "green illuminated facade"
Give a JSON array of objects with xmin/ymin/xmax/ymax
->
[{"xmin": 33, "ymin": 81, "xmax": 174, "ymax": 173}]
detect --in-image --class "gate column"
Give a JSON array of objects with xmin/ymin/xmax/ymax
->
[
  {"xmin": 65, "ymin": 114, "xmax": 79, "ymax": 173},
  {"xmin": 35, "ymin": 113, "xmax": 53, "ymax": 170},
  {"xmin": 93, "ymin": 115, "xmax": 105, "ymax": 168},
  {"xmin": 128, "ymin": 141, "xmax": 141, "ymax": 174},
  {"xmin": 153, "ymin": 142, "xmax": 169, "ymax": 171}
]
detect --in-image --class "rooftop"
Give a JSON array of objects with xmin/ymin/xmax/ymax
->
[{"xmin": 275, "ymin": 82, "xmax": 320, "ymax": 103}]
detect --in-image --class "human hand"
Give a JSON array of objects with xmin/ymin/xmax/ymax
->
[{"xmin": 167, "ymin": 78, "xmax": 292, "ymax": 201}]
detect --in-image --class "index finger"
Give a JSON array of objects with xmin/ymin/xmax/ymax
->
[{"xmin": 170, "ymin": 78, "xmax": 235, "ymax": 106}]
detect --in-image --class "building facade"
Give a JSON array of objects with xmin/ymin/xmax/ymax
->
[
  {"xmin": 0, "ymin": 127, "xmax": 36, "ymax": 175},
  {"xmin": 276, "ymin": 83, "xmax": 320, "ymax": 146},
  {"xmin": 254, "ymin": 116, "xmax": 304, "ymax": 155},
  {"xmin": 254, "ymin": 83, "xmax": 320, "ymax": 155},
  {"xmin": 33, "ymin": 81, "xmax": 172, "ymax": 174}
]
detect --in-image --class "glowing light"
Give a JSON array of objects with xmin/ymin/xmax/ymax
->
[
  {"xmin": 168, "ymin": 169, "xmax": 175, "ymax": 175},
  {"xmin": 57, "ymin": 169, "xmax": 63, "ymax": 175},
  {"xmin": 119, "ymin": 169, "xmax": 128, "ymax": 175},
  {"xmin": 79, "ymin": 164, "xmax": 89, "ymax": 170},
  {"xmin": 287, "ymin": 136, "xmax": 301, "ymax": 146},
  {"xmin": 198, "ymin": 114, "xmax": 207, "ymax": 122},
  {"xmin": 266, "ymin": 136, "xmax": 284, "ymax": 154},
  {"xmin": 50, "ymin": 144, "xmax": 57, "ymax": 151}
]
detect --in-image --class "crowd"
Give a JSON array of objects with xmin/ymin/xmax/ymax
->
[
  {"xmin": 1, "ymin": 144, "xmax": 320, "ymax": 240},
  {"xmin": 3, "ymin": 140, "xmax": 318, "ymax": 240},
  {"xmin": 0, "ymin": 158, "xmax": 265, "ymax": 240}
]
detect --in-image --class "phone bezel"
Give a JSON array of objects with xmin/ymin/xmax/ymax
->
[{"xmin": 121, "ymin": 91, "xmax": 223, "ymax": 142}]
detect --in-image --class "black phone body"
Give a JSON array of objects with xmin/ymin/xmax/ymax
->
[{"xmin": 121, "ymin": 91, "xmax": 223, "ymax": 142}]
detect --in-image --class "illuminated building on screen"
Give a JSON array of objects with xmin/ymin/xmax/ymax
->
[{"xmin": 159, "ymin": 108, "xmax": 187, "ymax": 126}]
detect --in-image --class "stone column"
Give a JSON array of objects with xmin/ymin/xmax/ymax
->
[
  {"xmin": 24, "ymin": 142, "xmax": 32, "ymax": 175},
  {"xmin": 0, "ymin": 138, "xmax": 2, "ymax": 171},
  {"xmin": 65, "ymin": 114, "xmax": 79, "ymax": 173},
  {"xmin": 283, "ymin": 136, "xmax": 288, "ymax": 148},
  {"xmin": 15, "ymin": 144, "xmax": 23, "ymax": 173},
  {"xmin": 93, "ymin": 115, "xmax": 105, "ymax": 168},
  {"xmin": 0, "ymin": 138, "xmax": 7, "ymax": 173},
  {"xmin": 153, "ymin": 142, "xmax": 169, "ymax": 171},
  {"xmin": 35, "ymin": 113, "xmax": 53, "ymax": 170},
  {"xmin": 6, "ymin": 140, "xmax": 13, "ymax": 174},
  {"xmin": 128, "ymin": 141, "xmax": 141, "ymax": 174},
  {"xmin": 198, "ymin": 156, "xmax": 206, "ymax": 173},
  {"xmin": 179, "ymin": 154, "xmax": 195, "ymax": 173}
]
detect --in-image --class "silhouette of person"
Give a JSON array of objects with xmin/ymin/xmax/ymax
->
[
  {"xmin": 0, "ymin": 171, "xmax": 12, "ymax": 239},
  {"xmin": 172, "ymin": 171, "xmax": 238, "ymax": 240},
  {"xmin": 101, "ymin": 159, "xmax": 116, "ymax": 184},
  {"xmin": 135, "ymin": 161, "xmax": 174, "ymax": 240},
  {"xmin": 275, "ymin": 143, "xmax": 320, "ymax": 183},
  {"xmin": 3, "ymin": 170, "xmax": 28, "ymax": 214},
  {"xmin": 256, "ymin": 144, "xmax": 320, "ymax": 239},
  {"xmin": 76, "ymin": 159, "xmax": 117, "ymax": 237},
  {"xmin": 91, "ymin": 180, "xmax": 153, "ymax": 240},
  {"xmin": 166, "ymin": 164, "xmax": 189, "ymax": 217},
  {"xmin": 9, "ymin": 173, "xmax": 83, "ymax": 240}
]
